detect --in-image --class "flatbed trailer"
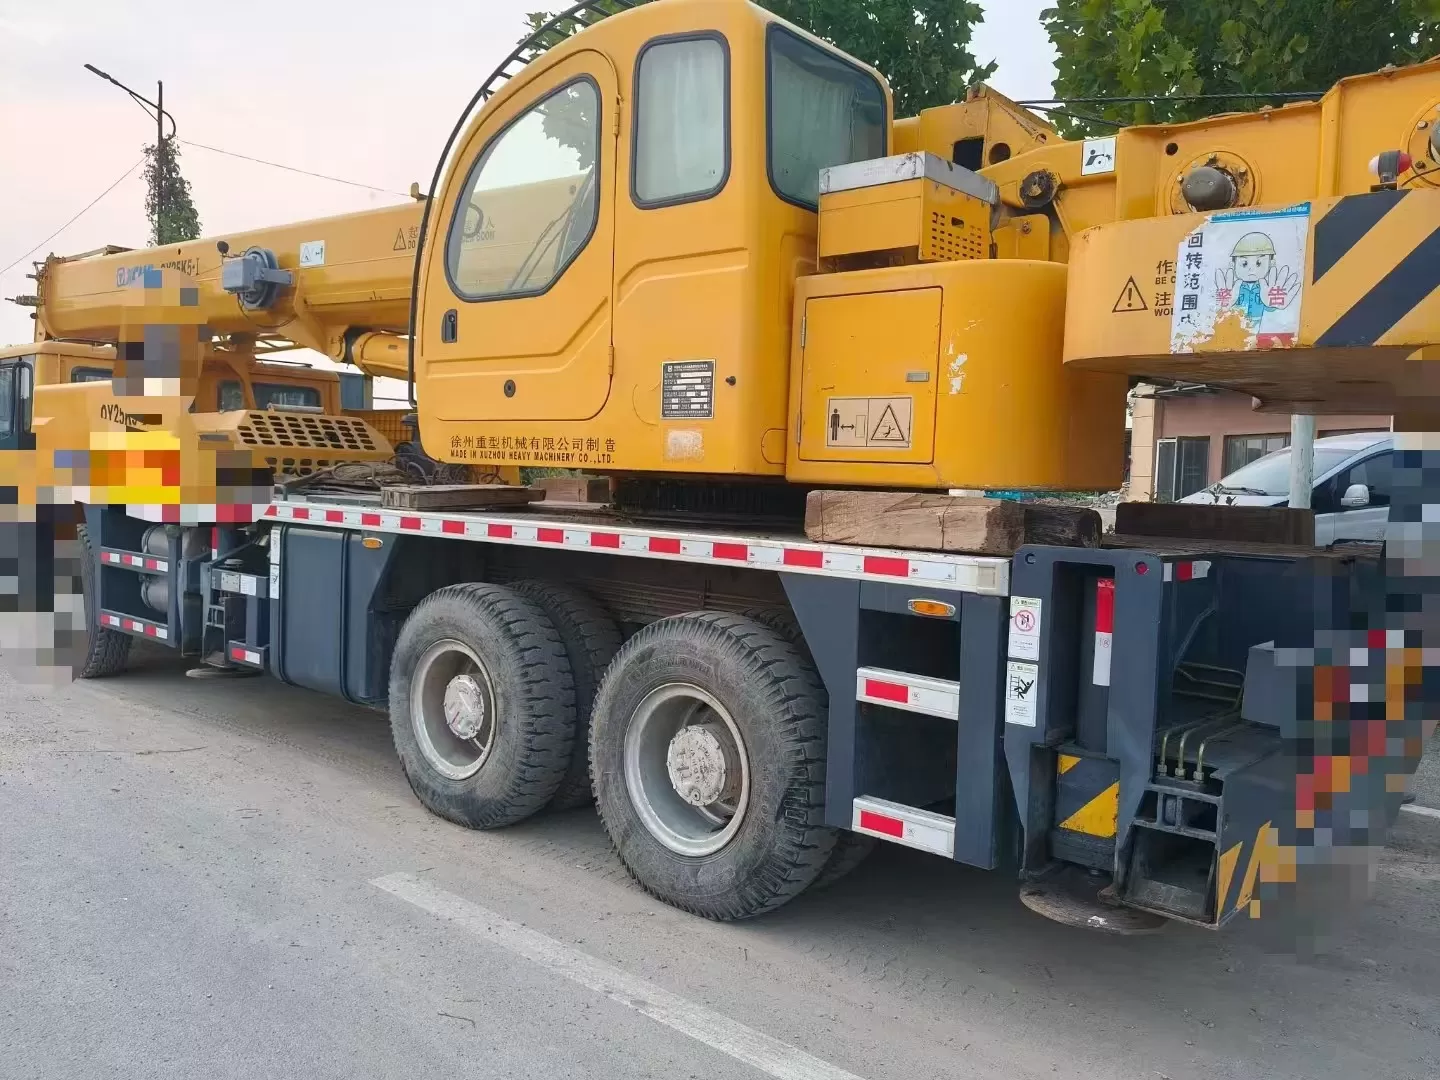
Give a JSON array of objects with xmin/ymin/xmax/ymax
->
[{"xmin": 74, "ymin": 482, "xmax": 1399, "ymax": 933}]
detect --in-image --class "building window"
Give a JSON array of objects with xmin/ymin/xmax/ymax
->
[
  {"xmin": 1222, "ymin": 432, "xmax": 1289, "ymax": 476},
  {"xmin": 766, "ymin": 24, "xmax": 886, "ymax": 209},
  {"xmin": 1155, "ymin": 436, "xmax": 1210, "ymax": 502},
  {"xmin": 446, "ymin": 77, "xmax": 601, "ymax": 301},
  {"xmin": 633, "ymin": 35, "xmax": 729, "ymax": 206}
]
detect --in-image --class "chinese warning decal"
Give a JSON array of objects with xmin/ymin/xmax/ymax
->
[{"xmin": 1170, "ymin": 203, "xmax": 1310, "ymax": 353}]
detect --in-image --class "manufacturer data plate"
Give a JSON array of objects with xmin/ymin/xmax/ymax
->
[{"xmin": 661, "ymin": 360, "xmax": 715, "ymax": 420}]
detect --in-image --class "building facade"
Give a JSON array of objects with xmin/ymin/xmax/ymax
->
[{"xmin": 1128, "ymin": 385, "xmax": 1390, "ymax": 502}]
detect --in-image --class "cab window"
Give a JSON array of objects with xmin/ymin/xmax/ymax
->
[
  {"xmin": 766, "ymin": 24, "xmax": 886, "ymax": 209},
  {"xmin": 219, "ymin": 380, "xmax": 323, "ymax": 411},
  {"xmin": 70, "ymin": 367, "xmax": 112, "ymax": 383},
  {"xmin": 446, "ymin": 77, "xmax": 602, "ymax": 300},
  {"xmin": 0, "ymin": 363, "xmax": 14, "ymax": 439},
  {"xmin": 633, "ymin": 34, "xmax": 729, "ymax": 206}
]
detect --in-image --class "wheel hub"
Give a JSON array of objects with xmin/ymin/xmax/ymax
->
[
  {"xmin": 443, "ymin": 674, "xmax": 488, "ymax": 740},
  {"xmin": 666, "ymin": 723, "xmax": 735, "ymax": 807}
]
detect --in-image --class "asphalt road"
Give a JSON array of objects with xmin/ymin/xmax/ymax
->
[{"xmin": 3, "ymin": 644, "xmax": 1438, "ymax": 1080}]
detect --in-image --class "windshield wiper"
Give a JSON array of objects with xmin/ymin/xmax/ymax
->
[{"xmin": 1215, "ymin": 485, "xmax": 1272, "ymax": 496}]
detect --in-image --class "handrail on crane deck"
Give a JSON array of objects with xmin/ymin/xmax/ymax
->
[{"xmin": 479, "ymin": 0, "xmax": 637, "ymax": 102}]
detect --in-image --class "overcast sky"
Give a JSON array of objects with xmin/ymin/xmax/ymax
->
[{"xmin": 0, "ymin": 0, "xmax": 1059, "ymax": 360}]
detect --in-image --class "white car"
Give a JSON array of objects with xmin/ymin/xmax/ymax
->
[{"xmin": 1180, "ymin": 431, "xmax": 1393, "ymax": 544}]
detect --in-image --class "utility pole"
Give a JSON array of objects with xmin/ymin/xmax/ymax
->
[
  {"xmin": 1289, "ymin": 414, "xmax": 1316, "ymax": 509},
  {"xmin": 155, "ymin": 80, "xmax": 165, "ymax": 226},
  {"xmin": 83, "ymin": 64, "xmax": 178, "ymax": 240}
]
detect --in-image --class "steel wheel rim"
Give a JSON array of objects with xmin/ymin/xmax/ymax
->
[
  {"xmin": 411, "ymin": 638, "xmax": 498, "ymax": 781},
  {"xmin": 623, "ymin": 682, "xmax": 750, "ymax": 857}
]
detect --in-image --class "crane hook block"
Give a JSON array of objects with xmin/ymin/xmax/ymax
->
[{"xmin": 221, "ymin": 246, "xmax": 294, "ymax": 311}]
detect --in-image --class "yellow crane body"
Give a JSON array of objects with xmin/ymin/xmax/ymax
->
[
  {"xmin": 409, "ymin": 0, "xmax": 1124, "ymax": 489},
  {"xmin": 14, "ymin": 0, "xmax": 1440, "ymax": 497},
  {"xmin": 2, "ymin": 0, "xmax": 1433, "ymax": 943}
]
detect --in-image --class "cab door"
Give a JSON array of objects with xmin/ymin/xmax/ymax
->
[
  {"xmin": 422, "ymin": 51, "xmax": 618, "ymax": 423},
  {"xmin": 0, "ymin": 360, "xmax": 32, "ymax": 451}
]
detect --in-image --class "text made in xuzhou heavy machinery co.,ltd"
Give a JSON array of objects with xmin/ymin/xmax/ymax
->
[{"xmin": 450, "ymin": 433, "xmax": 617, "ymax": 466}]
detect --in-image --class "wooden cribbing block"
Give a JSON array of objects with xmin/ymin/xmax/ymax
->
[
  {"xmin": 533, "ymin": 476, "xmax": 611, "ymax": 503},
  {"xmin": 804, "ymin": 491, "xmax": 1102, "ymax": 555},
  {"xmin": 1114, "ymin": 502, "xmax": 1314, "ymax": 547}
]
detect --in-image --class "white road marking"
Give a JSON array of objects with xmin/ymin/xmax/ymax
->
[
  {"xmin": 371, "ymin": 872, "xmax": 867, "ymax": 1080},
  {"xmin": 1401, "ymin": 803, "xmax": 1440, "ymax": 821}
]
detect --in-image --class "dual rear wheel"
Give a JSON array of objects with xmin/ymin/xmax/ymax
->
[{"xmin": 389, "ymin": 587, "xmax": 871, "ymax": 919}]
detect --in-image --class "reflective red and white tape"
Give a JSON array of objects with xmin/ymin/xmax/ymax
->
[
  {"xmin": 102, "ymin": 550, "xmax": 167, "ymax": 573},
  {"xmin": 855, "ymin": 667, "xmax": 960, "ymax": 719},
  {"xmin": 229, "ymin": 645, "xmax": 263, "ymax": 666},
  {"xmin": 851, "ymin": 796, "xmax": 956, "ymax": 858},
  {"xmin": 260, "ymin": 502, "xmax": 1010, "ymax": 594},
  {"xmin": 99, "ymin": 612, "xmax": 168, "ymax": 641},
  {"xmin": 1163, "ymin": 560, "xmax": 1212, "ymax": 582}
]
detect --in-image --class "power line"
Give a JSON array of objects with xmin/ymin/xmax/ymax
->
[
  {"xmin": 1017, "ymin": 91, "xmax": 1325, "ymax": 106},
  {"xmin": 0, "ymin": 158, "xmax": 145, "ymax": 278},
  {"xmin": 179, "ymin": 140, "xmax": 409, "ymax": 198}
]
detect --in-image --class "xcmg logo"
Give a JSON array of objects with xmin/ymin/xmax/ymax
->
[{"xmin": 114, "ymin": 257, "xmax": 201, "ymax": 287}]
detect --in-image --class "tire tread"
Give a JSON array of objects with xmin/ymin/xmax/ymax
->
[
  {"xmin": 592, "ymin": 611, "xmax": 836, "ymax": 920},
  {"xmin": 76, "ymin": 524, "xmax": 131, "ymax": 679},
  {"xmin": 389, "ymin": 582, "xmax": 574, "ymax": 829}
]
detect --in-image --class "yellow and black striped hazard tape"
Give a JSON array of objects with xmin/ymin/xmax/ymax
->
[{"xmin": 1310, "ymin": 190, "xmax": 1440, "ymax": 347}]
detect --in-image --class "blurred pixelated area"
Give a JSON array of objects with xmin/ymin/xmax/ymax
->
[
  {"xmin": 0, "ymin": 511, "xmax": 85, "ymax": 687},
  {"xmin": 0, "ymin": 270, "xmax": 268, "ymax": 686},
  {"xmin": 1241, "ymin": 434, "xmax": 1439, "ymax": 946}
]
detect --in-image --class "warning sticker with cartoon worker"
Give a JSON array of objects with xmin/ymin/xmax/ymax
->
[{"xmin": 1169, "ymin": 203, "xmax": 1310, "ymax": 353}]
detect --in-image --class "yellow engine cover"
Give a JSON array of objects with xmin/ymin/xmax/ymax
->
[{"xmin": 785, "ymin": 260, "xmax": 1127, "ymax": 490}]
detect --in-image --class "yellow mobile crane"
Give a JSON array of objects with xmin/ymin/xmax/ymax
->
[{"xmin": 4, "ymin": 0, "xmax": 1434, "ymax": 933}]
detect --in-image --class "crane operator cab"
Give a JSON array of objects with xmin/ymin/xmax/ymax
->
[{"xmin": 413, "ymin": 0, "xmax": 1127, "ymax": 493}]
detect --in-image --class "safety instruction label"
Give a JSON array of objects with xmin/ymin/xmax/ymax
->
[
  {"xmin": 1170, "ymin": 203, "xmax": 1310, "ymax": 353},
  {"xmin": 825, "ymin": 396, "xmax": 912, "ymax": 449},
  {"xmin": 1005, "ymin": 660, "xmax": 1039, "ymax": 727},
  {"xmin": 662, "ymin": 361, "xmax": 715, "ymax": 420},
  {"xmin": 1007, "ymin": 595, "xmax": 1043, "ymax": 660},
  {"xmin": 299, "ymin": 241, "xmax": 326, "ymax": 268},
  {"xmin": 1081, "ymin": 136, "xmax": 1117, "ymax": 176}
]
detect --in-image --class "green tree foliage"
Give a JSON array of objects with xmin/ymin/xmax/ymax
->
[
  {"xmin": 1042, "ymin": 0, "xmax": 1440, "ymax": 132},
  {"xmin": 523, "ymin": 0, "xmax": 994, "ymax": 117},
  {"xmin": 143, "ymin": 137, "xmax": 201, "ymax": 246}
]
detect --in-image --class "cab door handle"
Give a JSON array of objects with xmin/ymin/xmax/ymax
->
[{"xmin": 440, "ymin": 309, "xmax": 458, "ymax": 344}]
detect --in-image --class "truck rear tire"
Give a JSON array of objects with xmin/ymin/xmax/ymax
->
[
  {"xmin": 76, "ymin": 524, "xmax": 131, "ymax": 679},
  {"xmin": 508, "ymin": 580, "xmax": 621, "ymax": 811},
  {"xmin": 741, "ymin": 605, "xmax": 875, "ymax": 889},
  {"xmin": 590, "ymin": 612, "xmax": 836, "ymax": 920},
  {"xmin": 389, "ymin": 583, "xmax": 575, "ymax": 829}
]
